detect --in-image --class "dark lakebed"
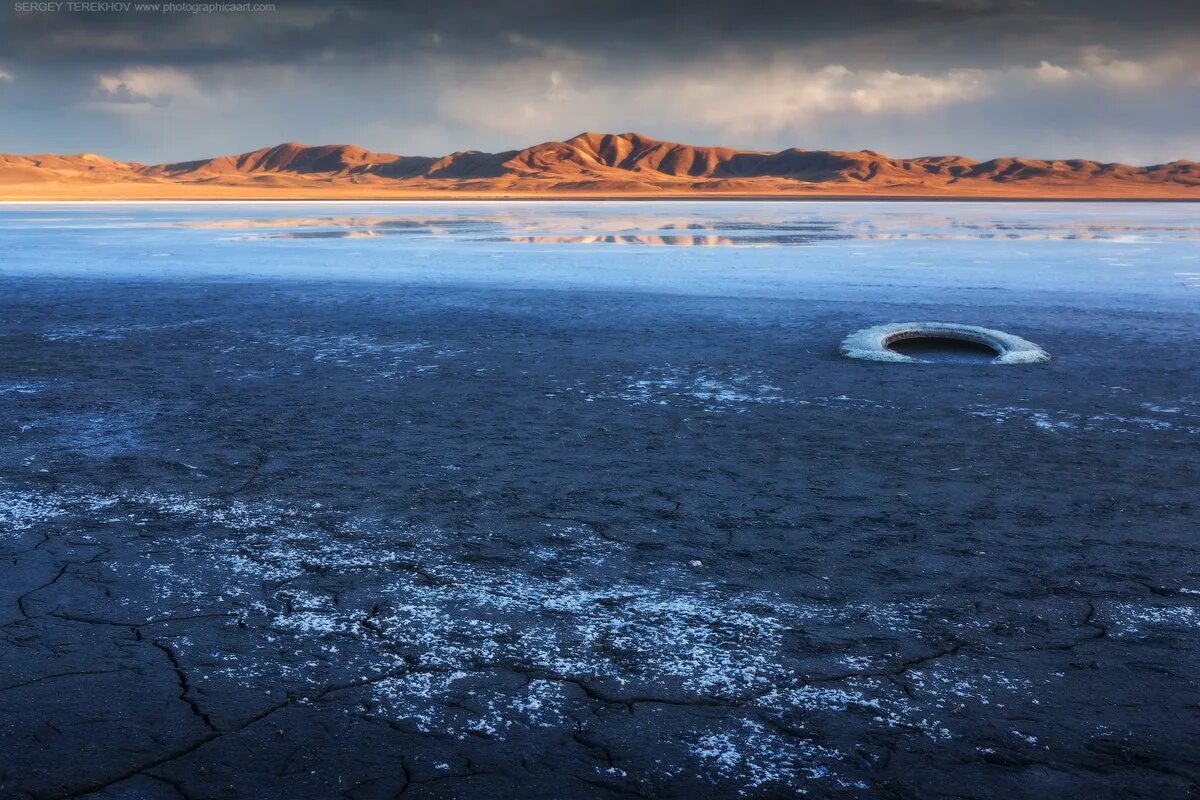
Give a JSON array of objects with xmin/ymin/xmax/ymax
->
[{"xmin": 0, "ymin": 203, "xmax": 1198, "ymax": 799}]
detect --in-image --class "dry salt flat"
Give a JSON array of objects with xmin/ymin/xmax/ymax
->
[{"xmin": 0, "ymin": 202, "xmax": 1198, "ymax": 799}]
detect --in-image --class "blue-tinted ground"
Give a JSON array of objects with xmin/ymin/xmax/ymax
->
[{"xmin": 1, "ymin": 203, "xmax": 1198, "ymax": 799}]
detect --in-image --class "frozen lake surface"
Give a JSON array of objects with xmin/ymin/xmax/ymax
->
[{"xmin": 1, "ymin": 202, "xmax": 1198, "ymax": 799}]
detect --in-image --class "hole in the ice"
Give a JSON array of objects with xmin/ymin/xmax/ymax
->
[
  {"xmin": 885, "ymin": 335, "xmax": 999, "ymax": 363},
  {"xmin": 839, "ymin": 322, "xmax": 1051, "ymax": 364}
]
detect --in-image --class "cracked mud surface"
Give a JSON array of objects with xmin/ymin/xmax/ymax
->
[{"xmin": 1, "ymin": 275, "xmax": 1198, "ymax": 799}]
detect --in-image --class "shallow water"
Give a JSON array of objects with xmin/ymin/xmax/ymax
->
[
  {"xmin": 2, "ymin": 201, "xmax": 1199, "ymax": 310},
  {"xmin": 1, "ymin": 202, "xmax": 1198, "ymax": 799}
]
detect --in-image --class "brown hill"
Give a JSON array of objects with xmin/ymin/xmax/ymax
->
[
  {"xmin": 0, "ymin": 152, "xmax": 145, "ymax": 184},
  {"xmin": 1, "ymin": 132, "xmax": 1196, "ymax": 199}
]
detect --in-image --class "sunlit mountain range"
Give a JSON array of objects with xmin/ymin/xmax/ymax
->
[{"xmin": 2, "ymin": 132, "xmax": 1196, "ymax": 199}]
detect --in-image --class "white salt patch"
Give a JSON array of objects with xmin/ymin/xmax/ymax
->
[
  {"xmin": 968, "ymin": 404, "xmax": 1197, "ymax": 435},
  {"xmin": 690, "ymin": 719, "xmax": 844, "ymax": 790},
  {"xmin": 0, "ymin": 381, "xmax": 51, "ymax": 395},
  {"xmin": 0, "ymin": 486, "xmax": 68, "ymax": 533},
  {"xmin": 568, "ymin": 366, "xmax": 790, "ymax": 412},
  {"xmin": 1108, "ymin": 603, "xmax": 1200, "ymax": 635},
  {"xmin": 5, "ymin": 482, "xmax": 1048, "ymax": 793}
]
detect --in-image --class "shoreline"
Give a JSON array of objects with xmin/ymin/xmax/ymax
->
[{"xmin": 2, "ymin": 194, "xmax": 1197, "ymax": 203}]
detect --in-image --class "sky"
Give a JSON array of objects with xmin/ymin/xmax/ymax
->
[{"xmin": 0, "ymin": 0, "xmax": 1198, "ymax": 163}]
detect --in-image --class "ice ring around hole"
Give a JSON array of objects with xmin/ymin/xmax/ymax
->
[{"xmin": 840, "ymin": 322, "xmax": 1051, "ymax": 364}]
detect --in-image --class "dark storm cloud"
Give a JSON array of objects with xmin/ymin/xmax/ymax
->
[{"xmin": 3, "ymin": 0, "xmax": 1196, "ymax": 68}]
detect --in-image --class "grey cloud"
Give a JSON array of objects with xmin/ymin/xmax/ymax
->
[
  {"xmin": 0, "ymin": 1, "xmax": 1196, "ymax": 163},
  {"xmin": 3, "ymin": 1, "xmax": 1196, "ymax": 68},
  {"xmin": 92, "ymin": 81, "xmax": 167, "ymax": 105}
]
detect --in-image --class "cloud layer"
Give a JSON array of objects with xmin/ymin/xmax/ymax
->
[{"xmin": 0, "ymin": 0, "xmax": 1197, "ymax": 162}]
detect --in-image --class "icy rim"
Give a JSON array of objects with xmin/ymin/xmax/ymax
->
[{"xmin": 840, "ymin": 322, "xmax": 1052, "ymax": 365}]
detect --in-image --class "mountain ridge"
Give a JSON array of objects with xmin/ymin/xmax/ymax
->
[{"xmin": 2, "ymin": 132, "xmax": 1196, "ymax": 198}]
